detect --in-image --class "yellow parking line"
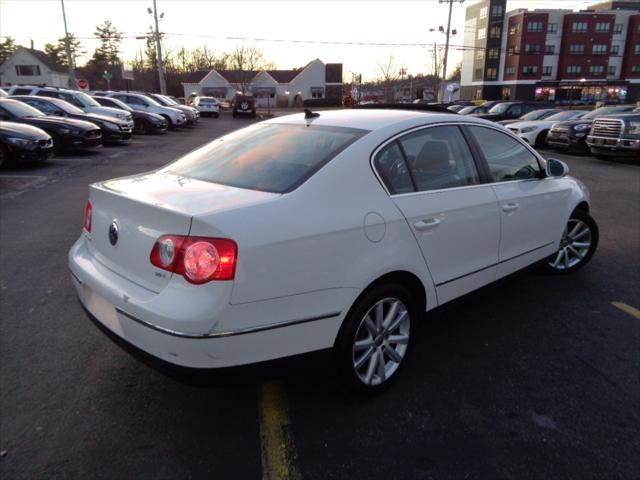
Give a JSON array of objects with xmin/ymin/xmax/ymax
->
[
  {"xmin": 612, "ymin": 302, "xmax": 640, "ymax": 319},
  {"xmin": 258, "ymin": 380, "xmax": 301, "ymax": 480}
]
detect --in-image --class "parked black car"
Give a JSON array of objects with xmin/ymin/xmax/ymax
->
[
  {"xmin": 0, "ymin": 121, "xmax": 54, "ymax": 167},
  {"xmin": 232, "ymin": 94, "xmax": 257, "ymax": 118},
  {"xmin": 586, "ymin": 113, "xmax": 640, "ymax": 159},
  {"xmin": 11, "ymin": 96, "xmax": 132, "ymax": 144},
  {"xmin": 546, "ymin": 105, "xmax": 637, "ymax": 152},
  {"xmin": 473, "ymin": 101, "xmax": 553, "ymax": 122},
  {"xmin": 93, "ymin": 96, "xmax": 168, "ymax": 134},
  {"xmin": 0, "ymin": 98, "xmax": 101, "ymax": 152}
]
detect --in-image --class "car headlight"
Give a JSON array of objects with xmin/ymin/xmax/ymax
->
[
  {"xmin": 7, "ymin": 137, "xmax": 37, "ymax": 150},
  {"xmin": 573, "ymin": 123, "xmax": 591, "ymax": 132},
  {"xmin": 521, "ymin": 126, "xmax": 537, "ymax": 133},
  {"xmin": 628, "ymin": 121, "xmax": 640, "ymax": 135},
  {"xmin": 116, "ymin": 113, "xmax": 126, "ymax": 120}
]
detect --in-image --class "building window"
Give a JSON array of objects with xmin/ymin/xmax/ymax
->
[
  {"xmin": 611, "ymin": 44, "xmax": 620, "ymax": 55},
  {"xmin": 527, "ymin": 21, "xmax": 543, "ymax": 33},
  {"xmin": 502, "ymin": 87, "xmax": 511, "ymax": 99},
  {"xmin": 589, "ymin": 65, "xmax": 604, "ymax": 74},
  {"xmin": 595, "ymin": 22, "xmax": 611, "ymax": 33},
  {"xmin": 525, "ymin": 44, "xmax": 540, "ymax": 54},
  {"xmin": 474, "ymin": 68, "xmax": 484, "ymax": 81},
  {"xmin": 569, "ymin": 44, "xmax": 585, "ymax": 54},
  {"xmin": 479, "ymin": 6, "xmax": 488, "ymax": 18},
  {"xmin": 522, "ymin": 65, "xmax": 538, "ymax": 76},
  {"xmin": 509, "ymin": 23, "xmax": 520, "ymax": 35},
  {"xmin": 492, "ymin": 5, "xmax": 503, "ymax": 17},
  {"xmin": 506, "ymin": 66, "xmax": 515, "ymax": 75},
  {"xmin": 15, "ymin": 65, "xmax": 41, "ymax": 76},
  {"xmin": 608, "ymin": 65, "xmax": 616, "ymax": 76},
  {"xmin": 476, "ymin": 49, "xmax": 485, "ymax": 60},
  {"xmin": 486, "ymin": 67, "xmax": 497, "ymax": 80},
  {"xmin": 488, "ymin": 48, "xmax": 499, "ymax": 59},
  {"xmin": 592, "ymin": 44, "xmax": 608, "ymax": 55},
  {"xmin": 542, "ymin": 66, "xmax": 552, "ymax": 76},
  {"xmin": 475, "ymin": 88, "xmax": 483, "ymax": 100},
  {"xmin": 566, "ymin": 65, "xmax": 582, "ymax": 74},
  {"xmin": 572, "ymin": 22, "xmax": 588, "ymax": 33},
  {"xmin": 635, "ymin": 44, "xmax": 640, "ymax": 55},
  {"xmin": 548, "ymin": 23, "xmax": 558, "ymax": 33},
  {"xmin": 489, "ymin": 26, "xmax": 501, "ymax": 39},
  {"xmin": 544, "ymin": 45, "xmax": 555, "ymax": 55},
  {"xmin": 632, "ymin": 65, "xmax": 640, "ymax": 73},
  {"xmin": 507, "ymin": 45, "xmax": 519, "ymax": 55},
  {"xmin": 478, "ymin": 28, "xmax": 486, "ymax": 40},
  {"xmin": 614, "ymin": 23, "xmax": 623, "ymax": 34}
]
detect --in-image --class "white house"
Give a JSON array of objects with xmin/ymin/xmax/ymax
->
[
  {"xmin": 0, "ymin": 47, "xmax": 71, "ymax": 88},
  {"xmin": 182, "ymin": 59, "xmax": 343, "ymax": 107}
]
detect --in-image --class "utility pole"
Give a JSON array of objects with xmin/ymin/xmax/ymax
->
[
  {"xmin": 439, "ymin": 0, "xmax": 455, "ymax": 102},
  {"xmin": 149, "ymin": 0, "xmax": 167, "ymax": 94},
  {"xmin": 60, "ymin": 0, "xmax": 76, "ymax": 89}
]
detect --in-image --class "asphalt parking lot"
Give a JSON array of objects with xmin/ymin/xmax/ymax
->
[{"xmin": 1, "ymin": 113, "xmax": 639, "ymax": 480}]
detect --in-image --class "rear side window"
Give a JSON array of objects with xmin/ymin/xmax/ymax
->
[
  {"xmin": 37, "ymin": 90, "xmax": 60, "ymax": 99},
  {"xmin": 468, "ymin": 126, "xmax": 541, "ymax": 182},
  {"xmin": 399, "ymin": 126, "xmax": 480, "ymax": 192},
  {"xmin": 165, "ymin": 124, "xmax": 367, "ymax": 193},
  {"xmin": 374, "ymin": 142, "xmax": 414, "ymax": 194},
  {"xmin": 11, "ymin": 88, "xmax": 33, "ymax": 95}
]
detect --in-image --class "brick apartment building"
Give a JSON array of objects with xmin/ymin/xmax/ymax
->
[{"xmin": 460, "ymin": 0, "xmax": 640, "ymax": 103}]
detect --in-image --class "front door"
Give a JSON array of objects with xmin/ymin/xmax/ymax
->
[{"xmin": 466, "ymin": 125, "xmax": 570, "ymax": 277}]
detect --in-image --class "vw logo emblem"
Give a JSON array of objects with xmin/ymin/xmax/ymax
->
[{"xmin": 108, "ymin": 221, "xmax": 119, "ymax": 246}]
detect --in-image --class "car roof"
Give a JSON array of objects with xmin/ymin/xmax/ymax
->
[{"xmin": 267, "ymin": 109, "xmax": 492, "ymax": 131}]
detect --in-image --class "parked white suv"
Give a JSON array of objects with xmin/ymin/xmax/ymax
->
[
  {"xmin": 193, "ymin": 96, "xmax": 220, "ymax": 117},
  {"xmin": 7, "ymin": 86, "xmax": 134, "ymax": 129},
  {"xmin": 104, "ymin": 92, "xmax": 186, "ymax": 129}
]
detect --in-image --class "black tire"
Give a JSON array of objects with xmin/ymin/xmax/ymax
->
[
  {"xmin": 134, "ymin": 119, "xmax": 150, "ymax": 135},
  {"xmin": 542, "ymin": 209, "xmax": 599, "ymax": 275},
  {"xmin": 534, "ymin": 130, "xmax": 549, "ymax": 149},
  {"xmin": 334, "ymin": 283, "xmax": 417, "ymax": 394}
]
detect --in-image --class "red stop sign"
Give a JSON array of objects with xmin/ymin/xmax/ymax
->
[{"xmin": 77, "ymin": 78, "xmax": 88, "ymax": 89}]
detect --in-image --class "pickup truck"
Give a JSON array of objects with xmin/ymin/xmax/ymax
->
[{"xmin": 586, "ymin": 113, "xmax": 640, "ymax": 159}]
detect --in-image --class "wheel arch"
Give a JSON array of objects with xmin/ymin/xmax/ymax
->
[{"xmin": 573, "ymin": 201, "xmax": 589, "ymax": 213}]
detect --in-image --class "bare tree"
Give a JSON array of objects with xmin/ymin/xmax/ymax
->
[
  {"xmin": 230, "ymin": 44, "xmax": 272, "ymax": 93},
  {"xmin": 377, "ymin": 53, "xmax": 399, "ymax": 102}
]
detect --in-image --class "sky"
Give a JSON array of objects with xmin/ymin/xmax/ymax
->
[{"xmin": 0, "ymin": 0, "xmax": 608, "ymax": 80}]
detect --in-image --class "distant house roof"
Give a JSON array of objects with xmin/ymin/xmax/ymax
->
[
  {"xmin": 23, "ymin": 47, "xmax": 67, "ymax": 73},
  {"xmin": 266, "ymin": 69, "xmax": 302, "ymax": 83},
  {"xmin": 217, "ymin": 70, "xmax": 259, "ymax": 84},
  {"xmin": 182, "ymin": 70, "xmax": 210, "ymax": 83}
]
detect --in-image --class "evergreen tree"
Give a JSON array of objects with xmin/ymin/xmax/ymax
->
[
  {"xmin": 0, "ymin": 37, "xmax": 17, "ymax": 64},
  {"xmin": 91, "ymin": 20, "xmax": 123, "ymax": 66},
  {"xmin": 44, "ymin": 34, "xmax": 85, "ymax": 67}
]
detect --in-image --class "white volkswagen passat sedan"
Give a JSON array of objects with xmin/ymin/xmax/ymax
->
[
  {"xmin": 507, "ymin": 110, "xmax": 589, "ymax": 148},
  {"xmin": 69, "ymin": 109, "xmax": 599, "ymax": 393}
]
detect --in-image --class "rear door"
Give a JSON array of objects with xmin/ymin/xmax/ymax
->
[
  {"xmin": 374, "ymin": 124, "xmax": 501, "ymax": 305},
  {"xmin": 466, "ymin": 125, "xmax": 570, "ymax": 277}
]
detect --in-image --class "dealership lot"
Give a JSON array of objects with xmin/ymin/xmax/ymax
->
[{"xmin": 0, "ymin": 115, "xmax": 638, "ymax": 480}]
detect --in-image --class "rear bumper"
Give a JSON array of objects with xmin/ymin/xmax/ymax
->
[{"xmin": 68, "ymin": 236, "xmax": 350, "ymax": 369}]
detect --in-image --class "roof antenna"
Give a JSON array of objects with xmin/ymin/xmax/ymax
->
[{"xmin": 304, "ymin": 109, "xmax": 320, "ymax": 119}]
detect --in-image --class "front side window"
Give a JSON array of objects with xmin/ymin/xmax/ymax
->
[
  {"xmin": 468, "ymin": 126, "xmax": 541, "ymax": 182},
  {"xmin": 397, "ymin": 126, "xmax": 480, "ymax": 192},
  {"xmin": 20, "ymin": 98, "xmax": 63, "ymax": 116},
  {"xmin": 0, "ymin": 101, "xmax": 45, "ymax": 118},
  {"xmin": 166, "ymin": 124, "xmax": 367, "ymax": 193}
]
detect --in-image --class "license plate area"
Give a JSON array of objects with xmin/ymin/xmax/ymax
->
[{"xmin": 83, "ymin": 285, "xmax": 122, "ymax": 334}]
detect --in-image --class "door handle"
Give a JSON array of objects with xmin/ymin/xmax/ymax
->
[
  {"xmin": 502, "ymin": 202, "xmax": 520, "ymax": 213},
  {"xmin": 414, "ymin": 218, "xmax": 441, "ymax": 231}
]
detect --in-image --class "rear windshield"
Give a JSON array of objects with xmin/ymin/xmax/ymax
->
[{"xmin": 164, "ymin": 123, "xmax": 368, "ymax": 193}]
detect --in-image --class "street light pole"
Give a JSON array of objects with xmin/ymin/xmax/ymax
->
[
  {"xmin": 440, "ymin": 0, "xmax": 454, "ymax": 102},
  {"xmin": 150, "ymin": 0, "xmax": 167, "ymax": 94},
  {"xmin": 60, "ymin": 0, "xmax": 76, "ymax": 89}
]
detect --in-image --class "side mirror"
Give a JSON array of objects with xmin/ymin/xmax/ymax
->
[{"xmin": 546, "ymin": 158, "xmax": 569, "ymax": 177}]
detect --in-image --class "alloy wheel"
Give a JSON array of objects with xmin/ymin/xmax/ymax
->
[
  {"xmin": 548, "ymin": 218, "xmax": 592, "ymax": 270},
  {"xmin": 352, "ymin": 297, "xmax": 410, "ymax": 386}
]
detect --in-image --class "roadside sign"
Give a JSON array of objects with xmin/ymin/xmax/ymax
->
[
  {"xmin": 102, "ymin": 71, "xmax": 113, "ymax": 81},
  {"xmin": 77, "ymin": 78, "xmax": 88, "ymax": 89}
]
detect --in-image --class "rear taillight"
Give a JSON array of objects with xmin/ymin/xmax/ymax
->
[
  {"xmin": 83, "ymin": 201, "xmax": 92, "ymax": 233},
  {"xmin": 150, "ymin": 235, "xmax": 237, "ymax": 284}
]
